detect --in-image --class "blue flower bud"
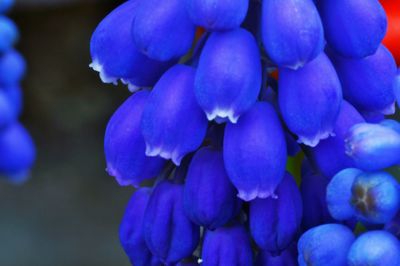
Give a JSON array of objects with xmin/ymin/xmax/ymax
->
[
  {"xmin": 0, "ymin": 122, "xmax": 35, "ymax": 182},
  {"xmin": 300, "ymin": 160, "xmax": 335, "ymax": 230},
  {"xmin": 318, "ymin": 0, "xmax": 387, "ymax": 58},
  {"xmin": 261, "ymin": 0, "xmax": 324, "ymax": 69},
  {"xmin": 328, "ymin": 45, "xmax": 396, "ymax": 114},
  {"xmin": 224, "ymin": 102, "xmax": 287, "ymax": 201},
  {"xmin": 143, "ymin": 180, "xmax": 200, "ymax": 264},
  {"xmin": 104, "ymin": 90, "xmax": 165, "ymax": 186},
  {"xmin": 119, "ymin": 188, "xmax": 160, "ymax": 266},
  {"xmin": 183, "ymin": 147, "xmax": 241, "ymax": 230},
  {"xmin": 0, "ymin": 15, "xmax": 18, "ymax": 54},
  {"xmin": 326, "ymin": 168, "xmax": 362, "ymax": 221},
  {"xmin": 250, "ymin": 172, "xmax": 302, "ymax": 253},
  {"xmin": 0, "ymin": 49, "xmax": 26, "ymax": 87},
  {"xmin": 350, "ymin": 171, "xmax": 400, "ymax": 224},
  {"xmin": 141, "ymin": 65, "xmax": 208, "ymax": 165},
  {"xmin": 2, "ymin": 86, "xmax": 22, "ymax": 117},
  {"xmin": 184, "ymin": 0, "xmax": 248, "ymax": 31},
  {"xmin": 298, "ymin": 224, "xmax": 355, "ymax": 266},
  {"xmin": 0, "ymin": 87, "xmax": 20, "ymax": 128},
  {"xmin": 201, "ymin": 224, "xmax": 254, "ymax": 266},
  {"xmin": 0, "ymin": 0, "xmax": 13, "ymax": 13},
  {"xmin": 132, "ymin": 0, "xmax": 196, "ymax": 61},
  {"xmin": 279, "ymin": 52, "xmax": 342, "ymax": 147},
  {"xmin": 194, "ymin": 28, "xmax": 262, "ymax": 123},
  {"xmin": 345, "ymin": 123, "xmax": 400, "ymax": 171},
  {"xmin": 90, "ymin": 1, "xmax": 173, "ymax": 90},
  {"xmin": 347, "ymin": 231, "xmax": 400, "ymax": 265},
  {"xmin": 385, "ymin": 211, "xmax": 400, "ymax": 238},
  {"xmin": 395, "ymin": 68, "xmax": 400, "ymax": 107},
  {"xmin": 306, "ymin": 101, "xmax": 364, "ymax": 178},
  {"xmin": 256, "ymin": 245, "xmax": 297, "ymax": 266}
]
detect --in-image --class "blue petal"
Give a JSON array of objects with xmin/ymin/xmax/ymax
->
[
  {"xmin": 255, "ymin": 244, "xmax": 297, "ymax": 266},
  {"xmin": 194, "ymin": 28, "xmax": 262, "ymax": 123},
  {"xmin": 141, "ymin": 65, "xmax": 208, "ymax": 165},
  {"xmin": 183, "ymin": 147, "xmax": 242, "ymax": 230},
  {"xmin": 0, "ymin": 0, "xmax": 14, "ymax": 13},
  {"xmin": 395, "ymin": 68, "xmax": 400, "ymax": 108},
  {"xmin": 119, "ymin": 188, "xmax": 161, "ymax": 266},
  {"xmin": 351, "ymin": 171, "xmax": 400, "ymax": 224},
  {"xmin": 184, "ymin": 0, "xmax": 248, "ymax": 31},
  {"xmin": 306, "ymin": 101, "xmax": 364, "ymax": 178},
  {"xmin": 318, "ymin": 0, "xmax": 387, "ymax": 58},
  {"xmin": 0, "ymin": 15, "xmax": 18, "ymax": 54},
  {"xmin": 328, "ymin": 45, "xmax": 396, "ymax": 114},
  {"xmin": 250, "ymin": 172, "xmax": 302, "ymax": 253},
  {"xmin": 298, "ymin": 224, "xmax": 355, "ymax": 266},
  {"xmin": 326, "ymin": 168, "xmax": 362, "ymax": 221},
  {"xmin": 0, "ymin": 122, "xmax": 35, "ymax": 182},
  {"xmin": 201, "ymin": 224, "xmax": 254, "ymax": 265},
  {"xmin": 0, "ymin": 49, "xmax": 26, "ymax": 87},
  {"xmin": 104, "ymin": 90, "xmax": 165, "ymax": 186},
  {"xmin": 345, "ymin": 122, "xmax": 400, "ymax": 171},
  {"xmin": 347, "ymin": 231, "xmax": 400, "ymax": 265},
  {"xmin": 143, "ymin": 180, "xmax": 200, "ymax": 264},
  {"xmin": 279, "ymin": 52, "xmax": 343, "ymax": 147},
  {"xmin": 223, "ymin": 102, "xmax": 287, "ymax": 201},
  {"xmin": 300, "ymin": 160, "xmax": 335, "ymax": 230},
  {"xmin": 89, "ymin": 1, "xmax": 174, "ymax": 89},
  {"xmin": 0, "ymin": 87, "xmax": 20, "ymax": 128},
  {"xmin": 261, "ymin": 0, "xmax": 324, "ymax": 69},
  {"xmin": 132, "ymin": 0, "xmax": 196, "ymax": 61}
]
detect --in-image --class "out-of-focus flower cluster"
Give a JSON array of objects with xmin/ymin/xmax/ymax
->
[
  {"xmin": 90, "ymin": 0, "xmax": 400, "ymax": 265},
  {"xmin": 0, "ymin": 0, "xmax": 35, "ymax": 184}
]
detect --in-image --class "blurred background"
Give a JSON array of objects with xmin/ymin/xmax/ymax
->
[{"xmin": 0, "ymin": 0, "xmax": 134, "ymax": 265}]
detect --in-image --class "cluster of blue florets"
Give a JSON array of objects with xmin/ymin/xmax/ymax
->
[
  {"xmin": 0, "ymin": 0, "xmax": 35, "ymax": 184},
  {"xmin": 90, "ymin": 0, "xmax": 400, "ymax": 265}
]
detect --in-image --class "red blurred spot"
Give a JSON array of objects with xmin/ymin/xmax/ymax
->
[{"xmin": 381, "ymin": 0, "xmax": 400, "ymax": 65}]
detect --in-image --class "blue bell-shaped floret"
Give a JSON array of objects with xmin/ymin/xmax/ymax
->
[
  {"xmin": 328, "ymin": 45, "xmax": 397, "ymax": 114},
  {"xmin": 347, "ymin": 231, "xmax": 400, "ymax": 265},
  {"xmin": 201, "ymin": 223, "xmax": 254, "ymax": 266},
  {"xmin": 141, "ymin": 65, "xmax": 208, "ymax": 165},
  {"xmin": 119, "ymin": 188, "xmax": 161, "ymax": 266},
  {"xmin": 104, "ymin": 90, "xmax": 165, "ymax": 186},
  {"xmin": 298, "ymin": 224, "xmax": 355, "ymax": 266},
  {"xmin": 89, "ymin": 0, "xmax": 173, "ymax": 90},
  {"xmin": 350, "ymin": 171, "xmax": 400, "ymax": 224},
  {"xmin": 2, "ymin": 86, "xmax": 22, "ymax": 117},
  {"xmin": 0, "ymin": 49, "xmax": 26, "ymax": 87},
  {"xmin": 0, "ymin": 87, "xmax": 20, "ymax": 128},
  {"xmin": 261, "ymin": 0, "xmax": 324, "ymax": 69},
  {"xmin": 183, "ymin": 147, "xmax": 241, "ymax": 230},
  {"xmin": 255, "ymin": 245, "xmax": 297, "ymax": 266},
  {"xmin": 223, "ymin": 102, "xmax": 287, "ymax": 201},
  {"xmin": 0, "ymin": 122, "xmax": 35, "ymax": 182},
  {"xmin": 279, "ymin": 52, "xmax": 342, "ymax": 147},
  {"xmin": 250, "ymin": 172, "xmax": 302, "ymax": 253},
  {"xmin": 0, "ymin": 15, "xmax": 18, "ymax": 54},
  {"xmin": 0, "ymin": 0, "xmax": 13, "ymax": 13},
  {"xmin": 345, "ymin": 122, "xmax": 400, "ymax": 171},
  {"xmin": 318, "ymin": 0, "xmax": 387, "ymax": 58},
  {"xmin": 184, "ymin": 0, "xmax": 248, "ymax": 31},
  {"xmin": 326, "ymin": 168, "xmax": 362, "ymax": 221},
  {"xmin": 384, "ymin": 211, "xmax": 400, "ymax": 238},
  {"xmin": 143, "ymin": 180, "xmax": 200, "ymax": 264},
  {"xmin": 306, "ymin": 101, "xmax": 364, "ymax": 178},
  {"xmin": 132, "ymin": 0, "xmax": 196, "ymax": 61},
  {"xmin": 194, "ymin": 28, "xmax": 262, "ymax": 123},
  {"xmin": 300, "ymin": 160, "xmax": 335, "ymax": 230},
  {"xmin": 394, "ymin": 69, "xmax": 400, "ymax": 108}
]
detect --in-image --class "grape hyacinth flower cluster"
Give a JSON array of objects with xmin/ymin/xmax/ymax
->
[
  {"xmin": 0, "ymin": 0, "xmax": 35, "ymax": 184},
  {"xmin": 90, "ymin": 0, "xmax": 400, "ymax": 265}
]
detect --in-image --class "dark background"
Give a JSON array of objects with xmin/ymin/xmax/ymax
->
[{"xmin": 0, "ymin": 1, "xmax": 134, "ymax": 265}]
